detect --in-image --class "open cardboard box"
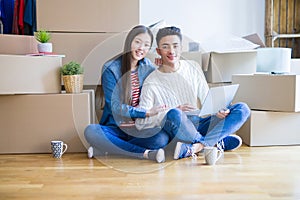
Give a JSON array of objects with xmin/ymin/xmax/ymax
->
[{"xmin": 202, "ymin": 33, "xmax": 265, "ymax": 83}]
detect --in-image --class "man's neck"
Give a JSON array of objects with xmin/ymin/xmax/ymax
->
[{"xmin": 159, "ymin": 62, "xmax": 180, "ymax": 73}]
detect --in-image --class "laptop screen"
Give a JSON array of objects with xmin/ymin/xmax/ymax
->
[
  {"xmin": 199, "ymin": 84, "xmax": 239, "ymax": 116},
  {"xmin": 186, "ymin": 84, "xmax": 239, "ymax": 116}
]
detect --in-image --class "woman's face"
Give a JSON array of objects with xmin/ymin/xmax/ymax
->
[{"xmin": 130, "ymin": 33, "xmax": 152, "ymax": 61}]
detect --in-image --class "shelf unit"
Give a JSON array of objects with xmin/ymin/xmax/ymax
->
[{"xmin": 265, "ymin": 0, "xmax": 300, "ymax": 57}]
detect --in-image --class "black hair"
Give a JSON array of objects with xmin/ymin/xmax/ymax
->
[
  {"xmin": 121, "ymin": 25, "xmax": 153, "ymax": 105},
  {"xmin": 156, "ymin": 26, "xmax": 182, "ymax": 46}
]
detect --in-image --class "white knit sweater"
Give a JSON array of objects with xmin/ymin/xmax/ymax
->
[{"xmin": 135, "ymin": 60, "xmax": 209, "ymax": 130}]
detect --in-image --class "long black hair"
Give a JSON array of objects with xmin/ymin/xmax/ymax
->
[{"xmin": 121, "ymin": 25, "xmax": 153, "ymax": 105}]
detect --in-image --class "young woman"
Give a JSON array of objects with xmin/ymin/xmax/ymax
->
[{"xmin": 84, "ymin": 25, "xmax": 168, "ymax": 163}]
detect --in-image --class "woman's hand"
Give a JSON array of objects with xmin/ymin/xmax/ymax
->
[
  {"xmin": 146, "ymin": 105, "xmax": 168, "ymax": 117},
  {"xmin": 177, "ymin": 104, "xmax": 197, "ymax": 112},
  {"xmin": 216, "ymin": 108, "xmax": 230, "ymax": 119},
  {"xmin": 155, "ymin": 57, "xmax": 162, "ymax": 66}
]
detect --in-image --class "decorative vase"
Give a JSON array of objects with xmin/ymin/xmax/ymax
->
[
  {"xmin": 38, "ymin": 43, "xmax": 53, "ymax": 53},
  {"xmin": 62, "ymin": 74, "xmax": 84, "ymax": 93}
]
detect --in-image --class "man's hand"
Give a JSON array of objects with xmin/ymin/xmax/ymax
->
[
  {"xmin": 177, "ymin": 104, "xmax": 197, "ymax": 112},
  {"xmin": 216, "ymin": 108, "xmax": 230, "ymax": 119},
  {"xmin": 146, "ymin": 105, "xmax": 168, "ymax": 117}
]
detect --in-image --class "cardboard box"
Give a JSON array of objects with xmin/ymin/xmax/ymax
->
[
  {"xmin": 204, "ymin": 50, "xmax": 257, "ymax": 83},
  {"xmin": 237, "ymin": 110, "xmax": 300, "ymax": 146},
  {"xmin": 0, "ymin": 54, "xmax": 62, "ymax": 94},
  {"xmin": 62, "ymin": 89, "xmax": 97, "ymax": 124},
  {"xmin": 36, "ymin": 0, "xmax": 139, "ymax": 32},
  {"xmin": 0, "ymin": 92, "xmax": 93, "ymax": 153},
  {"xmin": 50, "ymin": 32, "xmax": 123, "ymax": 85},
  {"xmin": 201, "ymin": 33, "xmax": 264, "ymax": 83},
  {"xmin": 181, "ymin": 51, "xmax": 202, "ymax": 67},
  {"xmin": 232, "ymin": 74, "xmax": 300, "ymax": 112},
  {"xmin": 0, "ymin": 34, "xmax": 38, "ymax": 55},
  {"xmin": 208, "ymin": 82, "xmax": 232, "ymax": 88}
]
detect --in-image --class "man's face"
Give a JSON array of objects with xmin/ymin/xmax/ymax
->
[{"xmin": 156, "ymin": 35, "xmax": 182, "ymax": 67}]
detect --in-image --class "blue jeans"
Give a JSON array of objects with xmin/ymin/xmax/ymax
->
[
  {"xmin": 84, "ymin": 102, "xmax": 250, "ymax": 158},
  {"xmin": 84, "ymin": 124, "xmax": 169, "ymax": 159},
  {"xmin": 162, "ymin": 102, "xmax": 250, "ymax": 146}
]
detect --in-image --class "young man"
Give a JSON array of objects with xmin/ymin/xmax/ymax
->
[{"xmin": 135, "ymin": 26, "xmax": 251, "ymax": 159}]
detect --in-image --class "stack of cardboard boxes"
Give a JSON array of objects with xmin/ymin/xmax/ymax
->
[
  {"xmin": 232, "ymin": 46, "xmax": 300, "ymax": 146},
  {"xmin": 36, "ymin": 0, "xmax": 140, "ymax": 86},
  {"xmin": 0, "ymin": 35, "xmax": 94, "ymax": 154},
  {"xmin": 233, "ymin": 73, "xmax": 300, "ymax": 146},
  {"xmin": 198, "ymin": 35, "xmax": 300, "ymax": 147}
]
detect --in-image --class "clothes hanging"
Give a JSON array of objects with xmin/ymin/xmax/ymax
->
[
  {"xmin": 12, "ymin": 0, "xmax": 19, "ymax": 34},
  {"xmin": 9, "ymin": 0, "xmax": 36, "ymax": 35},
  {"xmin": 23, "ymin": 0, "xmax": 36, "ymax": 35},
  {"xmin": 0, "ymin": 0, "xmax": 3, "ymax": 34},
  {"xmin": 0, "ymin": 0, "xmax": 15, "ymax": 34}
]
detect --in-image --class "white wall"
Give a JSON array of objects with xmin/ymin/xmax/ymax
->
[{"xmin": 140, "ymin": 0, "xmax": 265, "ymax": 44}]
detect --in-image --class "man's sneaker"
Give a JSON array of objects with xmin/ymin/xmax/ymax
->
[
  {"xmin": 87, "ymin": 146, "xmax": 93, "ymax": 158},
  {"xmin": 174, "ymin": 142, "xmax": 197, "ymax": 160},
  {"xmin": 148, "ymin": 148, "xmax": 165, "ymax": 163},
  {"xmin": 217, "ymin": 134, "xmax": 242, "ymax": 152}
]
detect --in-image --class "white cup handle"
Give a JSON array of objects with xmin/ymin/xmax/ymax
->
[
  {"xmin": 216, "ymin": 149, "xmax": 223, "ymax": 162},
  {"xmin": 62, "ymin": 143, "xmax": 68, "ymax": 155}
]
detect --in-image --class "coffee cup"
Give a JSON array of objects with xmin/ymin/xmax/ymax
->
[
  {"xmin": 204, "ymin": 146, "xmax": 222, "ymax": 165},
  {"xmin": 51, "ymin": 140, "xmax": 68, "ymax": 158}
]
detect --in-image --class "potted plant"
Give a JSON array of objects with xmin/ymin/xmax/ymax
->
[
  {"xmin": 35, "ymin": 29, "xmax": 52, "ymax": 53},
  {"xmin": 60, "ymin": 61, "xmax": 84, "ymax": 93}
]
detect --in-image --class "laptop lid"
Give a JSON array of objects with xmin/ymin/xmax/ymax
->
[{"xmin": 186, "ymin": 84, "xmax": 239, "ymax": 116}]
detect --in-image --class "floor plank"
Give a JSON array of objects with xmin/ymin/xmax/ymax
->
[{"xmin": 0, "ymin": 145, "xmax": 300, "ymax": 199}]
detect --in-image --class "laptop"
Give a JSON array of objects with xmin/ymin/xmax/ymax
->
[{"xmin": 186, "ymin": 84, "xmax": 239, "ymax": 116}]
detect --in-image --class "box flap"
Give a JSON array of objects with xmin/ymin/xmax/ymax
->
[
  {"xmin": 201, "ymin": 53, "xmax": 210, "ymax": 71},
  {"xmin": 243, "ymin": 33, "xmax": 266, "ymax": 48}
]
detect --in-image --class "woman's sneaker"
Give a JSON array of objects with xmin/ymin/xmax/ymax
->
[
  {"xmin": 217, "ymin": 135, "xmax": 242, "ymax": 152},
  {"xmin": 174, "ymin": 142, "xmax": 197, "ymax": 160},
  {"xmin": 148, "ymin": 148, "xmax": 165, "ymax": 163}
]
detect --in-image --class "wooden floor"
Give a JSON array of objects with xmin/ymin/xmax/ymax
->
[{"xmin": 1, "ymin": 145, "xmax": 300, "ymax": 200}]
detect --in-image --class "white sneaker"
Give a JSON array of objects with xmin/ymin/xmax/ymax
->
[
  {"xmin": 174, "ymin": 142, "xmax": 196, "ymax": 160},
  {"xmin": 87, "ymin": 146, "xmax": 93, "ymax": 158}
]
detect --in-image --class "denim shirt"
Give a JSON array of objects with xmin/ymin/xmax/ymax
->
[{"xmin": 100, "ymin": 55, "xmax": 156, "ymax": 126}]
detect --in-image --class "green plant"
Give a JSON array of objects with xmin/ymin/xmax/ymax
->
[
  {"xmin": 35, "ymin": 29, "xmax": 51, "ymax": 43},
  {"xmin": 60, "ymin": 61, "xmax": 84, "ymax": 76}
]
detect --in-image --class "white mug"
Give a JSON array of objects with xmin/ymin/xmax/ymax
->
[
  {"xmin": 204, "ymin": 146, "xmax": 222, "ymax": 165},
  {"xmin": 51, "ymin": 140, "xmax": 68, "ymax": 158}
]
